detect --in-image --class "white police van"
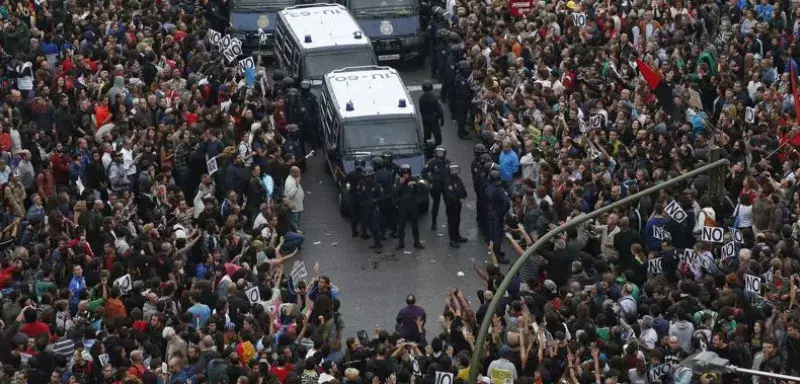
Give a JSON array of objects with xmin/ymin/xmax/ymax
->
[
  {"xmin": 274, "ymin": 3, "xmax": 378, "ymax": 88},
  {"xmin": 318, "ymin": 66, "xmax": 426, "ymax": 215}
]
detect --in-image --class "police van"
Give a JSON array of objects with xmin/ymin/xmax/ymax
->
[
  {"xmin": 342, "ymin": 0, "xmax": 426, "ymax": 63},
  {"xmin": 318, "ymin": 66, "xmax": 427, "ymax": 215},
  {"xmin": 274, "ymin": 4, "xmax": 378, "ymax": 89},
  {"xmin": 228, "ymin": 0, "xmax": 297, "ymax": 57}
]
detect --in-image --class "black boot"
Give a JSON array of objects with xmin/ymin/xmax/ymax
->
[
  {"xmin": 395, "ymin": 243, "xmax": 405, "ymax": 250},
  {"xmin": 413, "ymin": 242, "xmax": 425, "ymax": 249},
  {"xmin": 457, "ymin": 236, "xmax": 468, "ymax": 243},
  {"xmin": 449, "ymin": 241, "xmax": 460, "ymax": 248}
]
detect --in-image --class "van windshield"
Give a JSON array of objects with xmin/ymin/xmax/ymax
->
[
  {"xmin": 342, "ymin": 119, "xmax": 421, "ymax": 156},
  {"xmin": 351, "ymin": 0, "xmax": 417, "ymax": 17},
  {"xmin": 305, "ymin": 51, "xmax": 376, "ymax": 79},
  {"xmin": 233, "ymin": 0, "xmax": 293, "ymax": 12}
]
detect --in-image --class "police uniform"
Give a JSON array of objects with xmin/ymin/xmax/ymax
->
[
  {"xmin": 374, "ymin": 158, "xmax": 397, "ymax": 237},
  {"xmin": 485, "ymin": 171, "xmax": 510, "ymax": 262},
  {"xmin": 418, "ymin": 84, "xmax": 444, "ymax": 146},
  {"xmin": 443, "ymin": 165, "xmax": 467, "ymax": 248},
  {"xmin": 299, "ymin": 81, "xmax": 320, "ymax": 150},
  {"xmin": 284, "ymin": 124, "xmax": 305, "ymax": 169},
  {"xmin": 441, "ymin": 39, "xmax": 461, "ymax": 104},
  {"xmin": 453, "ymin": 63, "xmax": 473, "ymax": 139},
  {"xmin": 395, "ymin": 168, "xmax": 425, "ymax": 250},
  {"xmin": 345, "ymin": 165, "xmax": 365, "ymax": 237},
  {"xmin": 421, "ymin": 148, "xmax": 451, "ymax": 230},
  {"xmin": 357, "ymin": 171, "xmax": 384, "ymax": 252}
]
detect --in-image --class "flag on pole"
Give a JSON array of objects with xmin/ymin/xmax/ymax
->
[
  {"xmin": 790, "ymin": 59, "xmax": 800, "ymax": 125},
  {"xmin": 635, "ymin": 58, "xmax": 676, "ymax": 115}
]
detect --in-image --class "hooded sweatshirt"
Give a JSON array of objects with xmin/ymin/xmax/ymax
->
[
  {"xmin": 107, "ymin": 76, "xmax": 127, "ymax": 106},
  {"xmin": 669, "ymin": 320, "xmax": 695, "ymax": 353}
]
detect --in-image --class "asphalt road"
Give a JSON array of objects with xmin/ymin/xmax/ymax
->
[{"xmin": 286, "ymin": 60, "xmax": 503, "ymax": 338}]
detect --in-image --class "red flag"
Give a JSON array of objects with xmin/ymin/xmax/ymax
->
[
  {"xmin": 791, "ymin": 59, "xmax": 800, "ymax": 124},
  {"xmin": 635, "ymin": 59, "xmax": 676, "ymax": 115}
]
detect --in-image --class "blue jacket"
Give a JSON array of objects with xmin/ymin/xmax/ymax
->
[
  {"xmin": 68, "ymin": 276, "xmax": 85, "ymax": 304},
  {"xmin": 644, "ymin": 216, "xmax": 667, "ymax": 251},
  {"xmin": 498, "ymin": 149, "xmax": 519, "ymax": 181}
]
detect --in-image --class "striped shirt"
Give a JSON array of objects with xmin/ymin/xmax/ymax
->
[{"xmin": 51, "ymin": 338, "xmax": 76, "ymax": 360}]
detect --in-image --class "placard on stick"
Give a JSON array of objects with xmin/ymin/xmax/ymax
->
[{"xmin": 701, "ymin": 226, "xmax": 724, "ymax": 243}]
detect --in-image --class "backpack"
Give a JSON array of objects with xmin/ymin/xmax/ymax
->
[{"xmin": 703, "ymin": 209, "xmax": 716, "ymax": 227}]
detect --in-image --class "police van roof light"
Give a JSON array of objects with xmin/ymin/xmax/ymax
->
[
  {"xmin": 304, "ymin": 34, "xmax": 312, "ymax": 43},
  {"xmin": 346, "ymin": 101, "xmax": 354, "ymax": 111},
  {"xmin": 354, "ymin": 31, "xmax": 362, "ymax": 39},
  {"xmin": 398, "ymin": 99, "xmax": 407, "ymax": 108}
]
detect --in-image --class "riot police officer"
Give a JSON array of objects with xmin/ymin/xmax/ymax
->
[
  {"xmin": 443, "ymin": 163, "xmax": 467, "ymax": 248},
  {"xmin": 285, "ymin": 88, "xmax": 304, "ymax": 126},
  {"xmin": 485, "ymin": 170, "xmax": 510, "ymax": 264},
  {"xmin": 441, "ymin": 33, "xmax": 461, "ymax": 104},
  {"xmin": 299, "ymin": 80, "xmax": 320, "ymax": 150},
  {"xmin": 421, "ymin": 146, "xmax": 451, "ymax": 230},
  {"xmin": 480, "ymin": 130, "xmax": 495, "ymax": 150},
  {"xmin": 373, "ymin": 156, "xmax": 397, "ymax": 238},
  {"xmin": 395, "ymin": 164, "xmax": 425, "ymax": 250},
  {"xmin": 284, "ymin": 124, "xmax": 306, "ymax": 170},
  {"xmin": 418, "ymin": 80, "xmax": 444, "ymax": 146},
  {"xmin": 346, "ymin": 157, "xmax": 367, "ymax": 238},
  {"xmin": 271, "ymin": 70, "xmax": 286, "ymax": 99},
  {"xmin": 382, "ymin": 151, "xmax": 399, "ymax": 175},
  {"xmin": 471, "ymin": 145, "xmax": 487, "ymax": 227},
  {"xmin": 357, "ymin": 166, "xmax": 384, "ymax": 253},
  {"xmin": 453, "ymin": 61, "xmax": 473, "ymax": 140},
  {"xmin": 476, "ymin": 160, "xmax": 497, "ymax": 237}
]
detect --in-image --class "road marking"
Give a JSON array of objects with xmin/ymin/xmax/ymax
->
[{"xmin": 407, "ymin": 83, "xmax": 443, "ymax": 92}]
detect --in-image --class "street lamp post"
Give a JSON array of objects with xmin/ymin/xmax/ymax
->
[{"xmin": 467, "ymin": 159, "xmax": 730, "ymax": 384}]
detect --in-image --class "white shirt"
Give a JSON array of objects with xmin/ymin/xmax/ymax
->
[
  {"xmin": 253, "ymin": 212, "xmax": 268, "ymax": 230},
  {"xmin": 284, "ymin": 176, "xmax": 305, "ymax": 213},
  {"xmin": 736, "ymin": 204, "xmax": 754, "ymax": 228},
  {"xmin": 121, "ymin": 147, "xmax": 136, "ymax": 175}
]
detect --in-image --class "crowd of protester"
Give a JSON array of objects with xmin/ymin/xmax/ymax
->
[{"xmin": 1, "ymin": 0, "xmax": 800, "ymax": 383}]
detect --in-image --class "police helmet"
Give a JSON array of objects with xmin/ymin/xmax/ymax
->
[
  {"xmin": 355, "ymin": 157, "xmax": 367, "ymax": 170},
  {"xmin": 481, "ymin": 162, "xmax": 494, "ymax": 173},
  {"xmin": 425, "ymin": 139, "xmax": 436, "ymax": 150},
  {"xmin": 286, "ymin": 124, "xmax": 300, "ymax": 133},
  {"xmin": 458, "ymin": 60, "xmax": 469, "ymax": 71},
  {"xmin": 479, "ymin": 153, "xmax": 492, "ymax": 164},
  {"xmin": 372, "ymin": 156, "xmax": 385, "ymax": 169},
  {"xmin": 473, "ymin": 143, "xmax": 487, "ymax": 157},
  {"xmin": 434, "ymin": 146, "xmax": 447, "ymax": 158},
  {"xmin": 362, "ymin": 166, "xmax": 375, "ymax": 177},
  {"xmin": 489, "ymin": 170, "xmax": 501, "ymax": 181},
  {"xmin": 272, "ymin": 70, "xmax": 286, "ymax": 82},
  {"xmin": 300, "ymin": 80, "xmax": 311, "ymax": 90},
  {"xmin": 400, "ymin": 164, "xmax": 412, "ymax": 175},
  {"xmin": 449, "ymin": 164, "xmax": 460, "ymax": 175},
  {"xmin": 282, "ymin": 77, "xmax": 295, "ymax": 88},
  {"xmin": 438, "ymin": 28, "xmax": 449, "ymax": 38},
  {"xmin": 382, "ymin": 151, "xmax": 394, "ymax": 164},
  {"xmin": 422, "ymin": 80, "xmax": 434, "ymax": 92},
  {"xmin": 287, "ymin": 88, "xmax": 300, "ymax": 97},
  {"xmin": 449, "ymin": 32, "xmax": 460, "ymax": 41},
  {"xmin": 481, "ymin": 130, "xmax": 495, "ymax": 142}
]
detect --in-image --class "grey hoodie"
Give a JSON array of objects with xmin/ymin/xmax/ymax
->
[
  {"xmin": 669, "ymin": 320, "xmax": 695, "ymax": 353},
  {"xmin": 107, "ymin": 76, "xmax": 127, "ymax": 106}
]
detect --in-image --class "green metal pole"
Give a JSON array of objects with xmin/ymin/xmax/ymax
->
[{"xmin": 467, "ymin": 158, "xmax": 729, "ymax": 384}]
